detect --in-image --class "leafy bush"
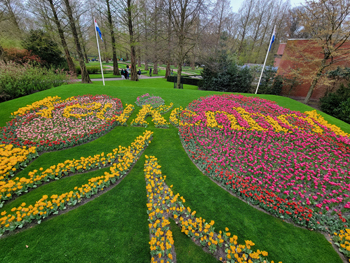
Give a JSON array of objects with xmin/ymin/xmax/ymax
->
[
  {"xmin": 3, "ymin": 47, "xmax": 42, "ymax": 65},
  {"xmin": 256, "ymin": 68, "xmax": 280, "ymax": 95},
  {"xmin": 320, "ymin": 84, "xmax": 350, "ymax": 124},
  {"xmin": 0, "ymin": 61, "xmax": 76, "ymax": 102},
  {"xmin": 336, "ymin": 98, "xmax": 350, "ymax": 123},
  {"xmin": 257, "ymin": 73, "xmax": 283, "ymax": 95},
  {"xmin": 21, "ymin": 29, "xmax": 65, "ymax": 68},
  {"xmin": 75, "ymin": 65, "xmax": 104, "ymax": 75},
  {"xmin": 200, "ymin": 56, "xmax": 253, "ymax": 93},
  {"xmin": 87, "ymin": 66, "xmax": 100, "ymax": 74}
]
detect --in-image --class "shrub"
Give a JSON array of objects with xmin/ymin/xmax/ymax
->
[
  {"xmin": 257, "ymin": 68, "xmax": 278, "ymax": 95},
  {"xmin": 257, "ymin": 73, "xmax": 283, "ymax": 95},
  {"xmin": 75, "ymin": 65, "xmax": 105, "ymax": 75},
  {"xmin": 3, "ymin": 47, "xmax": 42, "ymax": 65},
  {"xmin": 320, "ymin": 84, "xmax": 350, "ymax": 124},
  {"xmin": 336, "ymin": 98, "xmax": 350, "ymax": 123},
  {"xmin": 86, "ymin": 66, "xmax": 100, "ymax": 74},
  {"xmin": 0, "ymin": 61, "xmax": 76, "ymax": 102},
  {"xmin": 21, "ymin": 29, "xmax": 65, "ymax": 68},
  {"xmin": 200, "ymin": 59, "xmax": 253, "ymax": 93}
]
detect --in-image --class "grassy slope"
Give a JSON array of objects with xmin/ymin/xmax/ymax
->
[{"xmin": 0, "ymin": 79, "xmax": 348, "ymax": 263}]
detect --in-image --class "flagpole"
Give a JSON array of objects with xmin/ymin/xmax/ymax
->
[
  {"xmin": 94, "ymin": 18, "xmax": 105, "ymax": 86},
  {"xmin": 255, "ymin": 25, "xmax": 276, "ymax": 94}
]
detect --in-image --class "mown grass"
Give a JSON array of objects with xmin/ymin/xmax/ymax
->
[{"xmin": 0, "ymin": 79, "xmax": 348, "ymax": 263}]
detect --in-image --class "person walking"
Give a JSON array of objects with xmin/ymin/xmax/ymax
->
[
  {"xmin": 121, "ymin": 69, "xmax": 125, "ymax": 79},
  {"xmin": 149, "ymin": 67, "xmax": 152, "ymax": 77},
  {"xmin": 137, "ymin": 69, "xmax": 141, "ymax": 76},
  {"xmin": 124, "ymin": 69, "xmax": 127, "ymax": 79}
]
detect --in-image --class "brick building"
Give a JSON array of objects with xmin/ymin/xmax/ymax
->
[{"xmin": 276, "ymin": 39, "xmax": 350, "ymax": 101}]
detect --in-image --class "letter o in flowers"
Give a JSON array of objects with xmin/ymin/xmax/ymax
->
[
  {"xmin": 0, "ymin": 95, "xmax": 126, "ymax": 152},
  {"xmin": 179, "ymin": 94, "xmax": 350, "ymax": 229}
]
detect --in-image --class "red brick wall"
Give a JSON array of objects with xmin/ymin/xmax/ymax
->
[{"xmin": 277, "ymin": 39, "xmax": 350, "ymax": 100}]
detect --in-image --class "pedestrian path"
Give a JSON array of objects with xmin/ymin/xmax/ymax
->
[{"xmin": 90, "ymin": 75, "xmax": 165, "ymax": 81}]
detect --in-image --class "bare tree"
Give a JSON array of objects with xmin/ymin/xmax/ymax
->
[
  {"xmin": 237, "ymin": 0, "xmax": 255, "ymax": 56},
  {"xmin": 168, "ymin": 0, "xmax": 205, "ymax": 89},
  {"xmin": 111, "ymin": 0, "xmax": 139, "ymax": 80},
  {"xmin": 1, "ymin": 0, "xmax": 23, "ymax": 32},
  {"xmin": 46, "ymin": 0, "xmax": 76, "ymax": 74},
  {"xmin": 289, "ymin": 0, "xmax": 350, "ymax": 103},
  {"xmin": 150, "ymin": 0, "xmax": 161, "ymax": 74},
  {"xmin": 126, "ymin": 0, "xmax": 138, "ymax": 80},
  {"xmin": 247, "ymin": 0, "xmax": 266, "ymax": 62},
  {"xmin": 105, "ymin": 0, "xmax": 120, "ymax": 75},
  {"xmin": 63, "ymin": 0, "xmax": 91, "ymax": 83}
]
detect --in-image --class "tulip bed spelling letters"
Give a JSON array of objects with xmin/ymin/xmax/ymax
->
[{"xmin": 1, "ymin": 93, "xmax": 350, "ymax": 261}]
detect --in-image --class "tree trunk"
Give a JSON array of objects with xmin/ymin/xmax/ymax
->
[
  {"xmin": 0, "ymin": 43, "xmax": 5, "ymax": 62},
  {"xmin": 237, "ymin": 0, "xmax": 254, "ymax": 56},
  {"xmin": 137, "ymin": 47, "xmax": 141, "ymax": 67},
  {"xmin": 153, "ymin": 61, "xmax": 158, "ymax": 74},
  {"xmin": 255, "ymin": 3, "xmax": 273, "ymax": 63},
  {"xmin": 248, "ymin": 10, "xmax": 264, "ymax": 63},
  {"xmin": 145, "ymin": 61, "xmax": 148, "ymax": 70},
  {"xmin": 176, "ymin": 63, "xmax": 182, "ymax": 89},
  {"xmin": 63, "ymin": 0, "xmax": 91, "ymax": 83},
  {"xmin": 106, "ymin": 0, "xmax": 119, "ymax": 75},
  {"xmin": 153, "ymin": 0, "xmax": 159, "ymax": 74},
  {"xmin": 138, "ymin": 56, "xmax": 141, "ymax": 67},
  {"xmin": 165, "ymin": 61, "xmax": 170, "ymax": 78},
  {"xmin": 127, "ymin": 0, "xmax": 138, "ymax": 81},
  {"xmin": 304, "ymin": 64, "xmax": 326, "ymax": 104},
  {"xmin": 76, "ymin": 19, "xmax": 88, "ymax": 63},
  {"xmin": 47, "ymin": 0, "xmax": 76, "ymax": 74}
]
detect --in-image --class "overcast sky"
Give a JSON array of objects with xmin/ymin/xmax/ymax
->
[{"xmin": 230, "ymin": 0, "xmax": 306, "ymax": 13}]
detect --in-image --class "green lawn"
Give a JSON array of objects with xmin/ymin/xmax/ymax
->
[{"xmin": 0, "ymin": 79, "xmax": 348, "ymax": 263}]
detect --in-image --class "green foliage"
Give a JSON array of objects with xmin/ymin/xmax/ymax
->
[
  {"xmin": 76, "ymin": 65, "xmax": 109, "ymax": 75},
  {"xmin": 21, "ymin": 30, "xmax": 65, "ymax": 68},
  {"xmin": 200, "ymin": 55, "xmax": 253, "ymax": 93},
  {"xmin": 320, "ymin": 84, "xmax": 350, "ymax": 124},
  {"xmin": 327, "ymin": 67, "xmax": 350, "ymax": 81},
  {"xmin": 335, "ymin": 97, "xmax": 350, "ymax": 123},
  {"xmin": 257, "ymin": 68, "xmax": 279, "ymax": 95},
  {"xmin": 0, "ymin": 61, "xmax": 76, "ymax": 102}
]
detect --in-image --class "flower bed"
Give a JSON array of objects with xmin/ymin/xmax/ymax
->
[
  {"xmin": 0, "ymin": 144, "xmax": 38, "ymax": 183},
  {"xmin": 0, "ymin": 130, "xmax": 153, "ymax": 236},
  {"xmin": 177, "ymin": 94, "xmax": 350, "ymax": 234},
  {"xmin": 131, "ymin": 103, "xmax": 173, "ymax": 128},
  {"xmin": 135, "ymin": 93, "xmax": 165, "ymax": 108},
  {"xmin": 0, "ymin": 95, "xmax": 134, "ymax": 152},
  {"xmin": 0, "ymin": 130, "xmax": 151, "ymax": 206},
  {"xmin": 144, "ymin": 155, "xmax": 276, "ymax": 263}
]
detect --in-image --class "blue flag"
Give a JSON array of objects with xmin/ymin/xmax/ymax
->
[
  {"xmin": 95, "ymin": 19, "xmax": 103, "ymax": 41},
  {"xmin": 269, "ymin": 28, "xmax": 275, "ymax": 51}
]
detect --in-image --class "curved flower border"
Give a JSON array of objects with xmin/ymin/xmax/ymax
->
[
  {"xmin": 145, "ymin": 155, "xmax": 277, "ymax": 263},
  {"xmin": 0, "ymin": 95, "xmax": 134, "ymax": 152},
  {"xmin": 0, "ymin": 130, "xmax": 153, "ymax": 236}
]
